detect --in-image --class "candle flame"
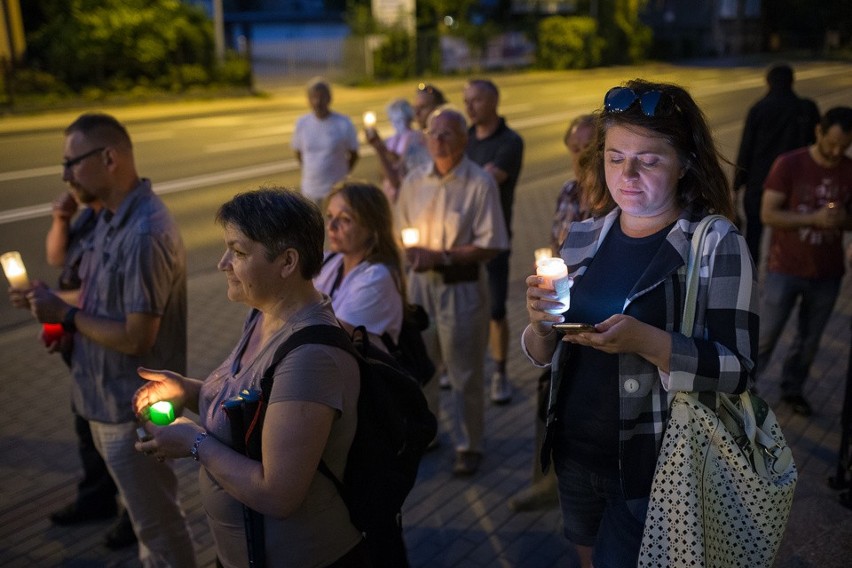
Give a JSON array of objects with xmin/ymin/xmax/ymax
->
[
  {"xmin": 534, "ymin": 247, "xmax": 552, "ymax": 263},
  {"xmin": 401, "ymin": 228, "xmax": 420, "ymax": 246}
]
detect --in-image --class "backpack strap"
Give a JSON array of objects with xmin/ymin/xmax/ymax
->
[
  {"xmin": 259, "ymin": 323, "xmax": 358, "ymax": 496},
  {"xmin": 260, "ymin": 324, "xmax": 355, "ymax": 402}
]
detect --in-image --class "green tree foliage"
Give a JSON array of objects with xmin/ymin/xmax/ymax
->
[
  {"xmin": 25, "ymin": 0, "xmax": 247, "ymax": 92},
  {"xmin": 536, "ymin": 16, "xmax": 604, "ymax": 69},
  {"xmin": 596, "ymin": 0, "xmax": 652, "ymax": 64},
  {"xmin": 373, "ymin": 26, "xmax": 416, "ymax": 80},
  {"xmin": 417, "ymin": 0, "xmax": 500, "ymax": 72}
]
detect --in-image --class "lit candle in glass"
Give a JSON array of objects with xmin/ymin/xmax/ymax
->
[
  {"xmin": 401, "ymin": 227, "xmax": 420, "ymax": 247},
  {"xmin": 1, "ymin": 251, "xmax": 30, "ymax": 288},
  {"xmin": 149, "ymin": 401, "xmax": 176, "ymax": 425},
  {"xmin": 363, "ymin": 111, "xmax": 377, "ymax": 140},
  {"xmin": 534, "ymin": 247, "xmax": 552, "ymax": 263},
  {"xmin": 536, "ymin": 257, "xmax": 571, "ymax": 312},
  {"xmin": 363, "ymin": 111, "xmax": 377, "ymax": 129}
]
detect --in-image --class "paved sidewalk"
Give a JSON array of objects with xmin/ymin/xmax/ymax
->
[{"xmin": 1, "ymin": 166, "xmax": 851, "ymax": 567}]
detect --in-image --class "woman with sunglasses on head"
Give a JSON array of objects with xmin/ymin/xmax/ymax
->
[{"xmin": 521, "ymin": 79, "xmax": 758, "ymax": 567}]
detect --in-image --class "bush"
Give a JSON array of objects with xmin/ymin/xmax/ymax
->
[
  {"xmin": 216, "ymin": 54, "xmax": 252, "ymax": 86},
  {"xmin": 26, "ymin": 0, "xmax": 220, "ymax": 92},
  {"xmin": 172, "ymin": 64, "xmax": 210, "ymax": 89},
  {"xmin": 536, "ymin": 16, "xmax": 604, "ymax": 69},
  {"xmin": 373, "ymin": 27, "xmax": 416, "ymax": 80},
  {"xmin": 8, "ymin": 68, "xmax": 71, "ymax": 96}
]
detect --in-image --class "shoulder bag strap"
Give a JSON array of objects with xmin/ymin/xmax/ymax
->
[{"xmin": 681, "ymin": 215, "xmax": 728, "ymax": 338}]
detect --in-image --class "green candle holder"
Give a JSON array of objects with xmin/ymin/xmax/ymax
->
[{"xmin": 149, "ymin": 401, "xmax": 175, "ymax": 425}]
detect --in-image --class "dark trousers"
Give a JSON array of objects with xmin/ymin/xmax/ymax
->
[{"xmin": 743, "ymin": 189, "xmax": 764, "ymax": 266}]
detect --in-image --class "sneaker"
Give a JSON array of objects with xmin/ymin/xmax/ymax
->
[
  {"xmin": 452, "ymin": 450, "xmax": 483, "ymax": 476},
  {"xmin": 439, "ymin": 372, "xmax": 450, "ymax": 390},
  {"xmin": 490, "ymin": 372, "xmax": 512, "ymax": 405},
  {"xmin": 50, "ymin": 501, "xmax": 117, "ymax": 526},
  {"xmin": 781, "ymin": 394, "xmax": 812, "ymax": 416},
  {"xmin": 104, "ymin": 510, "xmax": 137, "ymax": 550}
]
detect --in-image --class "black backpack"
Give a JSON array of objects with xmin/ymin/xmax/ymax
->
[
  {"xmin": 259, "ymin": 324, "xmax": 437, "ymax": 568},
  {"xmin": 321, "ymin": 253, "xmax": 436, "ymax": 385},
  {"xmin": 381, "ymin": 303, "xmax": 436, "ymax": 385}
]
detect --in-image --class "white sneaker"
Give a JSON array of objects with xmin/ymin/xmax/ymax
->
[
  {"xmin": 439, "ymin": 371, "xmax": 450, "ymax": 390},
  {"xmin": 490, "ymin": 372, "xmax": 512, "ymax": 405}
]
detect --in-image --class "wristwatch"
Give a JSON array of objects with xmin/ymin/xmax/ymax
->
[{"xmin": 62, "ymin": 307, "xmax": 79, "ymax": 333}]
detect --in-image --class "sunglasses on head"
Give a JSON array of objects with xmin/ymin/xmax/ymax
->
[{"xmin": 604, "ymin": 87, "xmax": 677, "ymax": 117}]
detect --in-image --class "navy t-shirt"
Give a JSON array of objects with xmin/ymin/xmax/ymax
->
[{"xmin": 555, "ymin": 218, "xmax": 671, "ymax": 476}]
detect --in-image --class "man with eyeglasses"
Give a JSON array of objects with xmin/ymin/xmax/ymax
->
[
  {"xmin": 18, "ymin": 113, "xmax": 196, "ymax": 566},
  {"xmin": 396, "ymin": 108, "xmax": 509, "ymax": 476},
  {"xmin": 463, "ymin": 78, "xmax": 524, "ymax": 405}
]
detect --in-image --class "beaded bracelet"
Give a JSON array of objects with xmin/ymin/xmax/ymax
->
[{"xmin": 191, "ymin": 431, "xmax": 209, "ymax": 462}]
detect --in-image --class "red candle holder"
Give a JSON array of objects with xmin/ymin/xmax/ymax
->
[{"xmin": 42, "ymin": 323, "xmax": 64, "ymax": 346}]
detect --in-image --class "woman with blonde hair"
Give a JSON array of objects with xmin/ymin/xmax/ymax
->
[{"xmin": 316, "ymin": 180, "xmax": 406, "ymax": 350}]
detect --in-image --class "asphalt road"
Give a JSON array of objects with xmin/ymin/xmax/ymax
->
[{"xmin": 2, "ymin": 61, "xmax": 852, "ymax": 331}]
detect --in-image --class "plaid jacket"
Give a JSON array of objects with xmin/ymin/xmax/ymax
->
[{"xmin": 537, "ymin": 206, "xmax": 759, "ymax": 498}]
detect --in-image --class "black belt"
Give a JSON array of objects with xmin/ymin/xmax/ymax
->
[{"xmin": 434, "ymin": 263, "xmax": 479, "ymax": 284}]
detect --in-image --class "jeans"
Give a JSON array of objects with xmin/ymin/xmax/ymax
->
[
  {"xmin": 757, "ymin": 272, "xmax": 842, "ymax": 396},
  {"xmin": 90, "ymin": 420, "xmax": 197, "ymax": 568},
  {"xmin": 553, "ymin": 452, "xmax": 648, "ymax": 568}
]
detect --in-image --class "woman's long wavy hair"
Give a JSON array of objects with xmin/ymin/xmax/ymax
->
[
  {"xmin": 579, "ymin": 79, "xmax": 735, "ymax": 220},
  {"xmin": 325, "ymin": 180, "xmax": 409, "ymax": 305}
]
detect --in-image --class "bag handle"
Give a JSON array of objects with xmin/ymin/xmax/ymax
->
[
  {"xmin": 681, "ymin": 214, "xmax": 726, "ymax": 338},
  {"xmin": 679, "ymin": 215, "xmax": 793, "ymax": 479}
]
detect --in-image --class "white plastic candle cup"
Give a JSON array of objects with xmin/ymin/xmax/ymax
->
[
  {"xmin": 363, "ymin": 111, "xmax": 377, "ymax": 128},
  {"xmin": 401, "ymin": 228, "xmax": 420, "ymax": 247},
  {"xmin": 1, "ymin": 251, "xmax": 30, "ymax": 288},
  {"xmin": 534, "ymin": 247, "xmax": 552, "ymax": 263},
  {"xmin": 536, "ymin": 257, "xmax": 571, "ymax": 312}
]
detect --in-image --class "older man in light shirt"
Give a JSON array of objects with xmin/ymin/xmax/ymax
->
[{"xmin": 396, "ymin": 108, "xmax": 509, "ymax": 476}]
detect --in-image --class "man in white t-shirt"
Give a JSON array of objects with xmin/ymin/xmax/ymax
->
[{"xmin": 291, "ymin": 78, "xmax": 360, "ymax": 204}]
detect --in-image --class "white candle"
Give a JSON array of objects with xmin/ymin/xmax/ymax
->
[
  {"xmin": 534, "ymin": 247, "xmax": 552, "ymax": 263},
  {"xmin": 363, "ymin": 111, "xmax": 377, "ymax": 128},
  {"xmin": 536, "ymin": 257, "xmax": 571, "ymax": 312},
  {"xmin": 1, "ymin": 251, "xmax": 30, "ymax": 288},
  {"xmin": 401, "ymin": 227, "xmax": 420, "ymax": 247}
]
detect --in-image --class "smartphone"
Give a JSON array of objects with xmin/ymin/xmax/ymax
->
[{"xmin": 553, "ymin": 323, "xmax": 597, "ymax": 334}]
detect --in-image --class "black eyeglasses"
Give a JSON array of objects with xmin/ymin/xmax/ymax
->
[
  {"xmin": 62, "ymin": 147, "xmax": 105, "ymax": 169},
  {"xmin": 604, "ymin": 87, "xmax": 677, "ymax": 117}
]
